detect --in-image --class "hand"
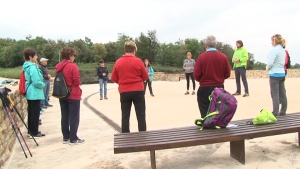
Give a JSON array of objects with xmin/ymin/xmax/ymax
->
[
  {"xmin": 186, "ymin": 67, "xmax": 190, "ymax": 70},
  {"xmin": 48, "ymin": 74, "xmax": 51, "ymax": 78},
  {"xmin": 103, "ymin": 73, "xmax": 106, "ymax": 76},
  {"xmin": 234, "ymin": 58, "xmax": 240, "ymax": 63},
  {"xmin": 148, "ymin": 73, "xmax": 150, "ymax": 76}
]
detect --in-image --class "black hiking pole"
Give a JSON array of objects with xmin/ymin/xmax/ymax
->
[
  {"xmin": 3, "ymin": 98, "xmax": 33, "ymax": 157},
  {"xmin": 7, "ymin": 94, "xmax": 39, "ymax": 146},
  {"xmin": 0, "ymin": 97, "xmax": 28, "ymax": 158}
]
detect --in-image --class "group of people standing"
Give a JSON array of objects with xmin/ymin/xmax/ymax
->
[
  {"xmin": 113, "ymin": 34, "xmax": 289, "ymax": 133},
  {"xmin": 22, "ymin": 47, "xmax": 84, "ymax": 145}
]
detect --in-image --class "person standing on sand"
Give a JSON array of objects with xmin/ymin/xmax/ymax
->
[
  {"xmin": 144, "ymin": 59, "xmax": 154, "ymax": 97},
  {"xmin": 267, "ymin": 34, "xmax": 287, "ymax": 116},
  {"xmin": 111, "ymin": 41, "xmax": 149, "ymax": 133},
  {"xmin": 194, "ymin": 36, "xmax": 231, "ymax": 118},
  {"xmin": 97, "ymin": 59, "xmax": 109, "ymax": 100},
  {"xmin": 183, "ymin": 52, "xmax": 196, "ymax": 95},
  {"xmin": 232, "ymin": 40, "xmax": 249, "ymax": 97}
]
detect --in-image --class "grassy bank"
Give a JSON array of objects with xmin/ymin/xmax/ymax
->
[{"xmin": 0, "ymin": 63, "xmax": 183, "ymax": 83}]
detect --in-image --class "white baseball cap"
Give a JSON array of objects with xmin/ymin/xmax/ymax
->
[{"xmin": 40, "ymin": 58, "xmax": 49, "ymax": 62}]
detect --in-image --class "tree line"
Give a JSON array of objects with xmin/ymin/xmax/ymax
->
[{"xmin": 0, "ymin": 30, "xmax": 298, "ymax": 69}]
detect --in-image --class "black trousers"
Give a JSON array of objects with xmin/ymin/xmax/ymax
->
[
  {"xmin": 59, "ymin": 99, "xmax": 81, "ymax": 141},
  {"xmin": 120, "ymin": 91, "xmax": 146, "ymax": 133},
  {"xmin": 185, "ymin": 73, "xmax": 195, "ymax": 90},
  {"xmin": 144, "ymin": 80, "xmax": 153, "ymax": 94},
  {"xmin": 197, "ymin": 85, "xmax": 224, "ymax": 118},
  {"xmin": 234, "ymin": 67, "xmax": 249, "ymax": 93},
  {"xmin": 27, "ymin": 100, "xmax": 41, "ymax": 135}
]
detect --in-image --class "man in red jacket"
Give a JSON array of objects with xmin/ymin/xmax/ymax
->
[
  {"xmin": 194, "ymin": 36, "xmax": 231, "ymax": 118},
  {"xmin": 111, "ymin": 41, "xmax": 149, "ymax": 133}
]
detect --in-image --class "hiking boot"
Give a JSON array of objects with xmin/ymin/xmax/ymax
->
[
  {"xmin": 232, "ymin": 92, "xmax": 241, "ymax": 96},
  {"xmin": 69, "ymin": 139, "xmax": 85, "ymax": 145},
  {"xmin": 104, "ymin": 96, "xmax": 108, "ymax": 99},
  {"xmin": 184, "ymin": 91, "xmax": 189, "ymax": 95},
  {"xmin": 63, "ymin": 139, "xmax": 70, "ymax": 144},
  {"xmin": 100, "ymin": 97, "xmax": 103, "ymax": 100},
  {"xmin": 192, "ymin": 91, "xmax": 195, "ymax": 95},
  {"xmin": 243, "ymin": 93, "xmax": 249, "ymax": 97}
]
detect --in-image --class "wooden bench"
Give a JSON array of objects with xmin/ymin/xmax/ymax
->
[{"xmin": 114, "ymin": 112, "xmax": 300, "ymax": 169}]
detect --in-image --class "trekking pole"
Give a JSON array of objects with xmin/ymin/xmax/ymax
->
[
  {"xmin": 1, "ymin": 97, "xmax": 28, "ymax": 158},
  {"xmin": 3, "ymin": 98, "xmax": 33, "ymax": 157},
  {"xmin": 7, "ymin": 95, "xmax": 39, "ymax": 146}
]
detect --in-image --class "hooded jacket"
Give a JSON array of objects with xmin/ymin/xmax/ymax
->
[
  {"xmin": 55, "ymin": 60, "xmax": 82, "ymax": 100},
  {"xmin": 22, "ymin": 61, "xmax": 45, "ymax": 100}
]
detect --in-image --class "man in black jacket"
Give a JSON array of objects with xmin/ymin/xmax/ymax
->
[{"xmin": 39, "ymin": 58, "xmax": 53, "ymax": 108}]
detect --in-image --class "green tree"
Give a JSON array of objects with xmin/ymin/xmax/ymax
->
[
  {"xmin": 116, "ymin": 33, "xmax": 133, "ymax": 57},
  {"xmin": 93, "ymin": 43, "xmax": 106, "ymax": 62},
  {"xmin": 105, "ymin": 42, "xmax": 117, "ymax": 62}
]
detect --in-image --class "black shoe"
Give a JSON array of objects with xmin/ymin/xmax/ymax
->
[
  {"xmin": 151, "ymin": 94, "xmax": 154, "ymax": 97},
  {"xmin": 184, "ymin": 91, "xmax": 189, "ymax": 95},
  {"xmin": 243, "ymin": 93, "xmax": 249, "ymax": 97},
  {"xmin": 279, "ymin": 113, "xmax": 286, "ymax": 116},
  {"xmin": 100, "ymin": 97, "xmax": 103, "ymax": 100},
  {"xmin": 46, "ymin": 104, "xmax": 53, "ymax": 107},
  {"xmin": 63, "ymin": 139, "xmax": 70, "ymax": 144},
  {"xmin": 192, "ymin": 91, "xmax": 195, "ymax": 95},
  {"xmin": 39, "ymin": 119, "xmax": 42, "ymax": 125},
  {"xmin": 41, "ymin": 105, "xmax": 47, "ymax": 109},
  {"xmin": 69, "ymin": 139, "xmax": 85, "ymax": 145},
  {"xmin": 232, "ymin": 92, "xmax": 241, "ymax": 96},
  {"xmin": 33, "ymin": 132, "xmax": 46, "ymax": 137}
]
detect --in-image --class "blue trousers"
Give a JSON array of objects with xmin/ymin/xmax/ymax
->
[
  {"xmin": 41, "ymin": 79, "xmax": 50, "ymax": 106},
  {"xmin": 99, "ymin": 79, "xmax": 107, "ymax": 97}
]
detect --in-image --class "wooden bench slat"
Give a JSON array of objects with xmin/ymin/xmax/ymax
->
[
  {"xmin": 114, "ymin": 116, "xmax": 300, "ymax": 145},
  {"xmin": 114, "ymin": 126, "xmax": 300, "ymax": 153},
  {"xmin": 114, "ymin": 115, "xmax": 300, "ymax": 139},
  {"xmin": 114, "ymin": 123, "xmax": 300, "ymax": 148}
]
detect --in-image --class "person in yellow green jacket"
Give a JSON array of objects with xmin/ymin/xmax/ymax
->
[{"xmin": 232, "ymin": 40, "xmax": 249, "ymax": 97}]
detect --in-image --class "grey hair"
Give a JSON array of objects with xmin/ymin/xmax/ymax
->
[{"xmin": 204, "ymin": 35, "xmax": 217, "ymax": 48}]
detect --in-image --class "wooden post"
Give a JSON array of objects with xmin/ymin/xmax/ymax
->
[
  {"xmin": 150, "ymin": 150, "xmax": 156, "ymax": 169},
  {"xmin": 230, "ymin": 140, "xmax": 245, "ymax": 164}
]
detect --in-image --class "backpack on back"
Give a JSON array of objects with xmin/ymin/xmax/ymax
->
[
  {"xmin": 19, "ymin": 71, "xmax": 26, "ymax": 95},
  {"xmin": 286, "ymin": 51, "xmax": 291, "ymax": 69},
  {"xmin": 195, "ymin": 88, "xmax": 238, "ymax": 130},
  {"xmin": 52, "ymin": 64, "xmax": 71, "ymax": 99}
]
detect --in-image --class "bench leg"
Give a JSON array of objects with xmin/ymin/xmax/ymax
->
[
  {"xmin": 230, "ymin": 140, "xmax": 245, "ymax": 164},
  {"xmin": 298, "ymin": 132, "xmax": 300, "ymax": 146},
  {"xmin": 150, "ymin": 150, "xmax": 156, "ymax": 169}
]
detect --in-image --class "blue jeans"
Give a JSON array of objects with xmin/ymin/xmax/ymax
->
[
  {"xmin": 41, "ymin": 80, "xmax": 50, "ymax": 106},
  {"xmin": 99, "ymin": 79, "xmax": 107, "ymax": 97}
]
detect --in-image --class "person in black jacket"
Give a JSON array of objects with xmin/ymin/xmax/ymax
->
[{"xmin": 97, "ymin": 59, "xmax": 109, "ymax": 100}]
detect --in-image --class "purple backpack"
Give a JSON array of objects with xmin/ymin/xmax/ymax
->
[{"xmin": 195, "ymin": 88, "xmax": 238, "ymax": 130}]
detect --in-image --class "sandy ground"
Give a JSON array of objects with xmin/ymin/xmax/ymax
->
[{"xmin": 3, "ymin": 78, "xmax": 300, "ymax": 169}]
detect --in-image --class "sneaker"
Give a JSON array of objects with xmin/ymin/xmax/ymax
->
[
  {"xmin": 46, "ymin": 104, "xmax": 53, "ymax": 107},
  {"xmin": 192, "ymin": 91, "xmax": 195, "ymax": 95},
  {"xmin": 104, "ymin": 96, "xmax": 108, "ymax": 99},
  {"xmin": 69, "ymin": 139, "xmax": 85, "ymax": 145},
  {"xmin": 39, "ymin": 119, "xmax": 42, "ymax": 125},
  {"xmin": 33, "ymin": 132, "xmax": 46, "ymax": 137},
  {"xmin": 243, "ymin": 93, "xmax": 249, "ymax": 97},
  {"xmin": 27, "ymin": 134, "xmax": 33, "ymax": 139},
  {"xmin": 232, "ymin": 92, "xmax": 241, "ymax": 96},
  {"xmin": 63, "ymin": 139, "xmax": 70, "ymax": 144},
  {"xmin": 100, "ymin": 97, "xmax": 103, "ymax": 100},
  {"xmin": 151, "ymin": 94, "xmax": 154, "ymax": 97},
  {"xmin": 184, "ymin": 91, "xmax": 189, "ymax": 95}
]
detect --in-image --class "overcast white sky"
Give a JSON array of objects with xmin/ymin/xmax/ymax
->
[{"xmin": 1, "ymin": 0, "xmax": 299, "ymax": 64}]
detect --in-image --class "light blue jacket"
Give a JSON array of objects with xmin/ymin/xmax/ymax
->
[
  {"xmin": 146, "ymin": 66, "xmax": 154, "ymax": 82},
  {"xmin": 22, "ymin": 61, "xmax": 45, "ymax": 100},
  {"xmin": 266, "ymin": 44, "xmax": 285, "ymax": 76}
]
